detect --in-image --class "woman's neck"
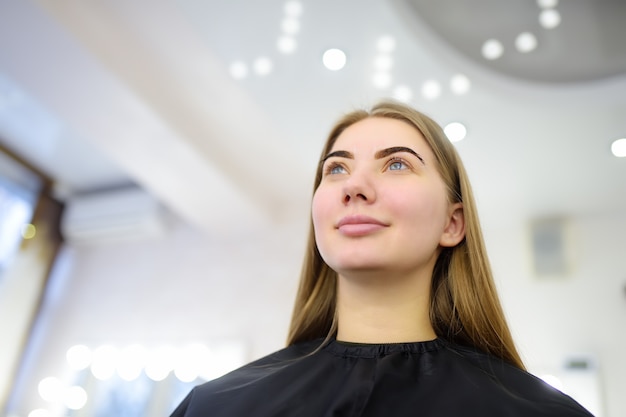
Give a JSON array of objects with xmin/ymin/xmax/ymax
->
[{"xmin": 335, "ymin": 270, "xmax": 436, "ymax": 344}]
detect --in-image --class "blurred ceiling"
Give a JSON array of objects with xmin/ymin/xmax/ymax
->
[{"xmin": 0, "ymin": 0, "xmax": 624, "ymax": 236}]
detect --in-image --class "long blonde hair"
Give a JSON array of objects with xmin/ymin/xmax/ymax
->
[{"xmin": 287, "ymin": 101, "xmax": 524, "ymax": 370}]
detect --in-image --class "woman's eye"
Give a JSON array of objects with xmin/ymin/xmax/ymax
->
[
  {"xmin": 388, "ymin": 159, "xmax": 409, "ymax": 171},
  {"xmin": 325, "ymin": 163, "xmax": 347, "ymax": 175}
]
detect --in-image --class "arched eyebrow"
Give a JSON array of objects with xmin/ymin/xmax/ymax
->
[
  {"xmin": 321, "ymin": 150, "xmax": 353, "ymax": 163},
  {"xmin": 375, "ymin": 146, "xmax": 424, "ymax": 164},
  {"xmin": 321, "ymin": 146, "xmax": 425, "ymax": 165}
]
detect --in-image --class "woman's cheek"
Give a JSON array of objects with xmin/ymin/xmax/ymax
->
[{"xmin": 311, "ymin": 189, "xmax": 330, "ymax": 234}]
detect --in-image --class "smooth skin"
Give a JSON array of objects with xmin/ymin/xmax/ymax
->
[{"xmin": 312, "ymin": 118, "xmax": 465, "ymax": 343}]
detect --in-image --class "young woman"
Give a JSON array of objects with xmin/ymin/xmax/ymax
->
[{"xmin": 170, "ymin": 101, "xmax": 593, "ymax": 416}]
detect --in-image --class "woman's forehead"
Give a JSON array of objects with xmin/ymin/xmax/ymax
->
[{"xmin": 330, "ymin": 118, "xmax": 429, "ymax": 154}]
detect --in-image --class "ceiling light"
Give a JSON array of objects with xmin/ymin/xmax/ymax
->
[
  {"xmin": 392, "ymin": 85, "xmax": 413, "ymax": 102},
  {"xmin": 376, "ymin": 35, "xmax": 396, "ymax": 53},
  {"xmin": 322, "ymin": 48, "xmax": 347, "ymax": 71},
  {"xmin": 611, "ymin": 138, "xmax": 626, "ymax": 157},
  {"xmin": 229, "ymin": 61, "xmax": 248, "ymax": 79},
  {"xmin": 444, "ymin": 122, "xmax": 467, "ymax": 142},
  {"xmin": 516, "ymin": 32, "xmax": 538, "ymax": 53},
  {"xmin": 537, "ymin": 0, "xmax": 558, "ymax": 9},
  {"xmin": 253, "ymin": 57, "xmax": 273, "ymax": 76},
  {"xmin": 482, "ymin": 39, "xmax": 504, "ymax": 60},
  {"xmin": 421, "ymin": 80, "xmax": 441, "ymax": 100},
  {"xmin": 284, "ymin": 0, "xmax": 303, "ymax": 17},
  {"xmin": 277, "ymin": 36, "xmax": 297, "ymax": 54},
  {"xmin": 281, "ymin": 17, "xmax": 300, "ymax": 35},
  {"xmin": 373, "ymin": 55, "xmax": 393, "ymax": 71},
  {"xmin": 539, "ymin": 9, "xmax": 561, "ymax": 29},
  {"xmin": 372, "ymin": 72, "xmax": 392, "ymax": 89},
  {"xmin": 450, "ymin": 74, "xmax": 471, "ymax": 95}
]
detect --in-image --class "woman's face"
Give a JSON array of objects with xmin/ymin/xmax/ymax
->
[{"xmin": 312, "ymin": 117, "xmax": 461, "ymax": 277}]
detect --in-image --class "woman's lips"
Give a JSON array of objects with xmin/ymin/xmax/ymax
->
[{"xmin": 336, "ymin": 215, "xmax": 388, "ymax": 237}]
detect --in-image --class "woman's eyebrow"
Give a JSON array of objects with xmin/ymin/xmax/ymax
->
[
  {"xmin": 321, "ymin": 150, "xmax": 353, "ymax": 162},
  {"xmin": 375, "ymin": 146, "xmax": 424, "ymax": 164}
]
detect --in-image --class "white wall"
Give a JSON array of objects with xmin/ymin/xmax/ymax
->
[
  {"xmin": 6, "ymin": 209, "xmax": 625, "ymax": 416},
  {"xmin": 484, "ymin": 212, "xmax": 626, "ymax": 417}
]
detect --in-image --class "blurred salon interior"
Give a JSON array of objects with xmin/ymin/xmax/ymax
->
[{"xmin": 0, "ymin": 0, "xmax": 625, "ymax": 416}]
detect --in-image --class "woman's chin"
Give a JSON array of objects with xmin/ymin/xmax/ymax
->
[{"xmin": 330, "ymin": 260, "xmax": 389, "ymax": 276}]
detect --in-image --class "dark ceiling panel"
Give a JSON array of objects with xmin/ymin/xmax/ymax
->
[{"xmin": 403, "ymin": 0, "xmax": 626, "ymax": 83}]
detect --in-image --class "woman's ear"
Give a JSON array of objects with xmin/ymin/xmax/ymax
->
[{"xmin": 440, "ymin": 203, "xmax": 465, "ymax": 247}]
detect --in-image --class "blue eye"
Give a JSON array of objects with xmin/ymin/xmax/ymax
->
[
  {"xmin": 324, "ymin": 162, "xmax": 347, "ymax": 175},
  {"xmin": 388, "ymin": 159, "xmax": 408, "ymax": 171}
]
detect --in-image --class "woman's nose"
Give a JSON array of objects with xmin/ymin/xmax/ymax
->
[{"xmin": 342, "ymin": 172, "xmax": 376, "ymax": 205}]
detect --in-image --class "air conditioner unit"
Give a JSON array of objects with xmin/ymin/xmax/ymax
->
[{"xmin": 61, "ymin": 186, "xmax": 168, "ymax": 246}]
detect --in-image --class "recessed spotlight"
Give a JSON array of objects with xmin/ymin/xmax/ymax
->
[
  {"xmin": 284, "ymin": 0, "xmax": 303, "ymax": 17},
  {"xmin": 450, "ymin": 74, "xmax": 471, "ymax": 95},
  {"xmin": 482, "ymin": 39, "xmax": 504, "ymax": 60},
  {"xmin": 444, "ymin": 122, "xmax": 467, "ymax": 142},
  {"xmin": 372, "ymin": 72, "xmax": 392, "ymax": 89},
  {"xmin": 376, "ymin": 35, "xmax": 396, "ymax": 53},
  {"xmin": 421, "ymin": 80, "xmax": 441, "ymax": 100},
  {"xmin": 253, "ymin": 57, "xmax": 273, "ymax": 76},
  {"xmin": 539, "ymin": 9, "xmax": 561, "ymax": 29},
  {"xmin": 229, "ymin": 61, "xmax": 248, "ymax": 79},
  {"xmin": 281, "ymin": 17, "xmax": 300, "ymax": 35},
  {"xmin": 537, "ymin": 0, "xmax": 558, "ymax": 9},
  {"xmin": 611, "ymin": 138, "xmax": 626, "ymax": 157},
  {"xmin": 516, "ymin": 32, "xmax": 538, "ymax": 53},
  {"xmin": 277, "ymin": 36, "xmax": 297, "ymax": 54},
  {"xmin": 373, "ymin": 54, "xmax": 393, "ymax": 71},
  {"xmin": 392, "ymin": 85, "xmax": 413, "ymax": 102},
  {"xmin": 322, "ymin": 48, "xmax": 347, "ymax": 71}
]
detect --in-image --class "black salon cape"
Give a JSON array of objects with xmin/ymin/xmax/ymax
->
[{"xmin": 169, "ymin": 338, "xmax": 593, "ymax": 417}]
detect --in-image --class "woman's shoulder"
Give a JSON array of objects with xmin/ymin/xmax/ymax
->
[{"xmin": 441, "ymin": 341, "xmax": 594, "ymax": 416}]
